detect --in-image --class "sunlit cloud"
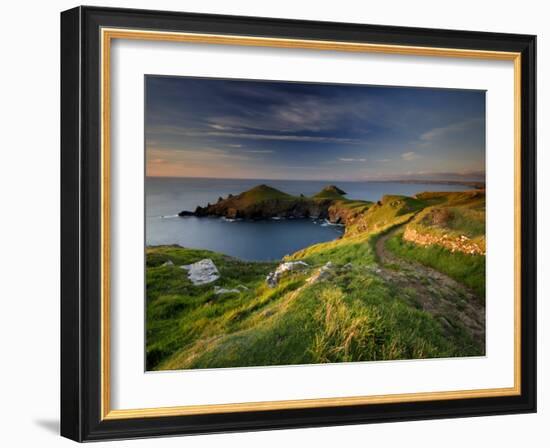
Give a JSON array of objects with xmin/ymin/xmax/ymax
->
[
  {"xmin": 145, "ymin": 76, "xmax": 485, "ymax": 181},
  {"xmin": 420, "ymin": 118, "xmax": 484, "ymax": 142},
  {"xmin": 338, "ymin": 157, "xmax": 367, "ymax": 162},
  {"xmin": 148, "ymin": 125, "xmax": 360, "ymax": 144},
  {"xmin": 401, "ymin": 152, "xmax": 421, "ymax": 161}
]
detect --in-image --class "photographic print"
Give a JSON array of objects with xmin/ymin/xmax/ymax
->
[
  {"xmin": 61, "ymin": 9, "xmax": 536, "ymax": 439},
  {"xmin": 145, "ymin": 76, "xmax": 486, "ymax": 371}
]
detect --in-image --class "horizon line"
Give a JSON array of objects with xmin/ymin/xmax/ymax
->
[{"xmin": 145, "ymin": 175, "xmax": 485, "ymax": 184}]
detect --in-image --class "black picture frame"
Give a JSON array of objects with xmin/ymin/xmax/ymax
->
[{"xmin": 61, "ymin": 5, "xmax": 536, "ymax": 442}]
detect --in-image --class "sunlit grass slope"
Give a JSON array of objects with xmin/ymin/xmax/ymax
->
[
  {"xmin": 386, "ymin": 190, "xmax": 486, "ymax": 296},
  {"xmin": 146, "ymin": 189, "xmax": 486, "ymax": 370}
]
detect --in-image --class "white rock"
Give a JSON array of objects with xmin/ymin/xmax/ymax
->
[
  {"xmin": 214, "ymin": 286, "xmax": 240, "ymax": 295},
  {"xmin": 307, "ymin": 261, "xmax": 335, "ymax": 284},
  {"xmin": 266, "ymin": 261, "xmax": 309, "ymax": 287},
  {"xmin": 266, "ymin": 272, "xmax": 278, "ymax": 288},
  {"xmin": 277, "ymin": 261, "xmax": 308, "ymax": 274},
  {"xmin": 161, "ymin": 260, "xmax": 174, "ymax": 267},
  {"xmin": 181, "ymin": 259, "xmax": 220, "ymax": 285}
]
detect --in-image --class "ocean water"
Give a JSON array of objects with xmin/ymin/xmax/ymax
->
[{"xmin": 146, "ymin": 177, "xmax": 469, "ymax": 261}]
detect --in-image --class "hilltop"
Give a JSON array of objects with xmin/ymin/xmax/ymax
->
[
  {"xmin": 313, "ymin": 185, "xmax": 347, "ymax": 199},
  {"xmin": 150, "ymin": 188, "xmax": 486, "ymax": 370}
]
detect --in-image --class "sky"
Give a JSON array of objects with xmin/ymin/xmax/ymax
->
[{"xmin": 145, "ymin": 76, "xmax": 486, "ymax": 181}]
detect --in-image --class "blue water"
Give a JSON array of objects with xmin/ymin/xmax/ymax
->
[{"xmin": 146, "ymin": 177, "xmax": 469, "ymax": 261}]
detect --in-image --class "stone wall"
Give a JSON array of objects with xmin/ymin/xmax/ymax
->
[{"xmin": 403, "ymin": 227, "xmax": 485, "ymax": 255}]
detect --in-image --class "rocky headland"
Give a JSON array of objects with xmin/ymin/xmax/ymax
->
[{"xmin": 178, "ymin": 184, "xmax": 370, "ymax": 224}]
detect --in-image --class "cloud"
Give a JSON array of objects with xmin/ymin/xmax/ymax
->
[
  {"xmin": 146, "ymin": 77, "xmax": 485, "ymax": 181},
  {"xmin": 207, "ymin": 96, "xmax": 366, "ymax": 134},
  {"xmin": 420, "ymin": 118, "xmax": 483, "ymax": 142},
  {"xmin": 209, "ymin": 131, "xmax": 358, "ymax": 144},
  {"xmin": 150, "ymin": 126, "xmax": 360, "ymax": 144},
  {"xmin": 208, "ymin": 123, "xmax": 235, "ymax": 131},
  {"xmin": 147, "ymin": 146, "xmax": 252, "ymax": 163},
  {"xmin": 401, "ymin": 152, "xmax": 421, "ymax": 161},
  {"xmin": 338, "ymin": 157, "xmax": 367, "ymax": 162}
]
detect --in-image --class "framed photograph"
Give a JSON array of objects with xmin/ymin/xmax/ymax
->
[{"xmin": 61, "ymin": 6, "xmax": 536, "ymax": 441}]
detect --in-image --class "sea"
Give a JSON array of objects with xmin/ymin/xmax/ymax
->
[{"xmin": 146, "ymin": 177, "xmax": 469, "ymax": 261}]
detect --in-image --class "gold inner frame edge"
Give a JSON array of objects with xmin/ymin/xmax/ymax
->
[{"xmin": 100, "ymin": 27, "xmax": 522, "ymax": 420}]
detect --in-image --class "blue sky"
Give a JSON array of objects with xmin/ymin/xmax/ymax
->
[{"xmin": 145, "ymin": 76, "xmax": 485, "ymax": 181}]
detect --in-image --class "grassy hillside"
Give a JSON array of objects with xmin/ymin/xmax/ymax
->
[
  {"xmin": 385, "ymin": 235, "xmax": 486, "ymax": 297},
  {"xmin": 313, "ymin": 185, "xmax": 347, "ymax": 199},
  {"xmin": 224, "ymin": 184, "xmax": 296, "ymax": 207},
  {"xmin": 408, "ymin": 191, "xmax": 486, "ymax": 251},
  {"xmin": 147, "ymin": 189, "xmax": 486, "ymax": 370},
  {"xmin": 385, "ymin": 190, "xmax": 486, "ymax": 296},
  {"xmin": 344, "ymin": 195, "xmax": 426, "ymax": 236}
]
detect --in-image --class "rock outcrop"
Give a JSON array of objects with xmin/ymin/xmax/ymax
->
[
  {"xmin": 180, "ymin": 259, "xmax": 220, "ymax": 285},
  {"xmin": 306, "ymin": 261, "xmax": 335, "ymax": 284},
  {"xmin": 266, "ymin": 261, "xmax": 309, "ymax": 287},
  {"xmin": 213, "ymin": 286, "xmax": 241, "ymax": 295}
]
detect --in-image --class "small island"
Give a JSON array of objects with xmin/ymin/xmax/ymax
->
[{"xmin": 178, "ymin": 184, "xmax": 372, "ymax": 225}]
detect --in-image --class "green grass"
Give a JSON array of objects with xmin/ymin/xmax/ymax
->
[
  {"xmin": 146, "ymin": 246, "xmax": 277, "ymax": 370},
  {"xmin": 151, "ymin": 248, "xmax": 479, "ymax": 370},
  {"xmin": 405, "ymin": 190, "xmax": 486, "ymax": 253},
  {"xmin": 146, "ymin": 189, "xmax": 486, "ymax": 371},
  {"xmin": 346, "ymin": 195, "xmax": 427, "ymax": 236},
  {"xmin": 313, "ymin": 185, "xmax": 347, "ymax": 199},
  {"xmin": 331, "ymin": 199, "xmax": 373, "ymax": 216},
  {"xmin": 385, "ymin": 233, "xmax": 486, "ymax": 297},
  {"xmin": 286, "ymin": 230, "xmax": 375, "ymax": 265},
  {"xmin": 147, "ymin": 237, "xmax": 481, "ymax": 370},
  {"xmin": 228, "ymin": 184, "xmax": 296, "ymax": 207}
]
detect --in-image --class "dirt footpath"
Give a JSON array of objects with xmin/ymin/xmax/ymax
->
[{"xmin": 374, "ymin": 226, "xmax": 485, "ymax": 349}]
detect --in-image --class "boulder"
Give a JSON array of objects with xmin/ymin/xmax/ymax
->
[
  {"xmin": 161, "ymin": 260, "xmax": 174, "ymax": 267},
  {"xmin": 306, "ymin": 261, "xmax": 335, "ymax": 284},
  {"xmin": 181, "ymin": 259, "xmax": 220, "ymax": 285},
  {"xmin": 214, "ymin": 286, "xmax": 240, "ymax": 295},
  {"xmin": 265, "ymin": 272, "xmax": 278, "ymax": 288},
  {"xmin": 266, "ymin": 261, "xmax": 309, "ymax": 288}
]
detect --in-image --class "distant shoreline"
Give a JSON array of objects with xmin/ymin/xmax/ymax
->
[
  {"xmin": 376, "ymin": 180, "xmax": 485, "ymax": 190},
  {"xmin": 146, "ymin": 176, "xmax": 485, "ymax": 189}
]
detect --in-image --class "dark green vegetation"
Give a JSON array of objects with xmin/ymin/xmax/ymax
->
[{"xmin": 148, "ymin": 186, "xmax": 486, "ymax": 371}]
